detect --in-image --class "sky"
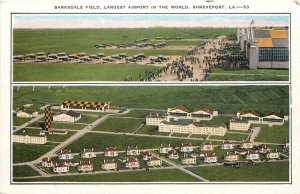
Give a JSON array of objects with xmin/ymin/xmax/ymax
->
[{"xmin": 13, "ymin": 14, "xmax": 289, "ymax": 29}]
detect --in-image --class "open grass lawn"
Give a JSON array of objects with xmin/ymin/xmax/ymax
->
[
  {"xmin": 190, "ymin": 134, "xmax": 209, "ymax": 139},
  {"xmin": 46, "ymin": 131, "xmax": 77, "ymax": 142},
  {"xmin": 13, "ymin": 128, "xmax": 42, "ymax": 135},
  {"xmin": 116, "ymin": 109, "xmax": 166, "ymax": 118},
  {"xmin": 206, "ymin": 68, "xmax": 289, "ymax": 81},
  {"xmin": 135, "ymin": 125, "xmax": 169, "ymax": 136},
  {"xmin": 13, "ymin": 101, "xmax": 43, "ymax": 112},
  {"xmin": 210, "ymin": 133, "xmax": 249, "ymax": 141},
  {"xmin": 150, "ymin": 40, "xmax": 206, "ymax": 46},
  {"xmin": 13, "ymin": 143, "xmax": 55, "ymax": 163},
  {"xmin": 13, "ymin": 165, "xmax": 40, "ymax": 177},
  {"xmin": 13, "ymin": 63, "xmax": 161, "ymax": 82},
  {"xmin": 93, "ymin": 117, "xmax": 144, "ymax": 133},
  {"xmin": 14, "ymin": 168, "xmax": 198, "ymax": 182},
  {"xmin": 28, "ymin": 121, "xmax": 86, "ymax": 130},
  {"xmin": 13, "ymin": 86, "xmax": 289, "ymax": 115},
  {"xmin": 12, "ymin": 116, "xmax": 32, "ymax": 126},
  {"xmin": 186, "ymin": 161, "xmax": 289, "ymax": 182},
  {"xmin": 255, "ymin": 123, "xmax": 289, "ymax": 144},
  {"xmin": 13, "ymin": 28, "xmax": 235, "ymax": 55},
  {"xmin": 65, "ymin": 133, "xmax": 203, "ymax": 153},
  {"xmin": 77, "ymin": 114, "xmax": 99, "ymax": 124},
  {"xmin": 171, "ymin": 133, "xmax": 190, "ymax": 137}
]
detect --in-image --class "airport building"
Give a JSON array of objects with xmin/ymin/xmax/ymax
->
[
  {"xmin": 237, "ymin": 26, "xmax": 289, "ymax": 69},
  {"xmin": 61, "ymin": 100, "xmax": 111, "ymax": 112}
]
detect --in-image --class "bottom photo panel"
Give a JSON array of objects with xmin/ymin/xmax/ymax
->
[{"xmin": 12, "ymin": 85, "xmax": 290, "ymax": 183}]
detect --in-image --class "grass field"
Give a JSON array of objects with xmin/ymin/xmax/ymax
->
[
  {"xmin": 135, "ymin": 125, "xmax": 169, "ymax": 136},
  {"xmin": 13, "ymin": 63, "xmax": 161, "ymax": 81},
  {"xmin": 13, "ymin": 165, "xmax": 40, "ymax": 177},
  {"xmin": 210, "ymin": 133, "xmax": 249, "ymax": 141},
  {"xmin": 28, "ymin": 121, "xmax": 86, "ymax": 130},
  {"xmin": 92, "ymin": 117, "xmax": 144, "ymax": 133},
  {"xmin": 13, "ymin": 143, "xmax": 55, "ymax": 163},
  {"xmin": 13, "ymin": 86, "xmax": 289, "ymax": 115},
  {"xmin": 65, "ymin": 133, "xmax": 203, "ymax": 153},
  {"xmin": 46, "ymin": 131, "xmax": 77, "ymax": 142},
  {"xmin": 115, "ymin": 109, "xmax": 166, "ymax": 118},
  {"xmin": 12, "ymin": 116, "xmax": 32, "ymax": 126},
  {"xmin": 13, "ymin": 28, "xmax": 235, "ymax": 55},
  {"xmin": 14, "ymin": 168, "xmax": 198, "ymax": 182},
  {"xmin": 206, "ymin": 68, "xmax": 289, "ymax": 81},
  {"xmin": 186, "ymin": 161, "xmax": 289, "ymax": 182},
  {"xmin": 255, "ymin": 123, "xmax": 289, "ymax": 144}
]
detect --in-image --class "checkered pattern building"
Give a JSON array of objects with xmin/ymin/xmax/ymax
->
[
  {"xmin": 61, "ymin": 101, "xmax": 111, "ymax": 111},
  {"xmin": 44, "ymin": 106, "xmax": 52, "ymax": 132},
  {"xmin": 237, "ymin": 26, "xmax": 289, "ymax": 69}
]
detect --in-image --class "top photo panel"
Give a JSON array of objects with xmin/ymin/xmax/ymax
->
[{"xmin": 12, "ymin": 14, "xmax": 290, "ymax": 82}]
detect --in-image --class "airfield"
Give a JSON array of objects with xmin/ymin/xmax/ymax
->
[
  {"xmin": 12, "ymin": 86, "xmax": 290, "ymax": 182},
  {"xmin": 13, "ymin": 28, "xmax": 288, "ymax": 82}
]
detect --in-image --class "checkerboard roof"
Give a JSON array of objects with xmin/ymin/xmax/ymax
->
[
  {"xmin": 254, "ymin": 28, "xmax": 288, "ymax": 48},
  {"xmin": 62, "ymin": 100, "xmax": 111, "ymax": 108}
]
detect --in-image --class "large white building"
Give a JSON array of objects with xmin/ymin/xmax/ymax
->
[
  {"xmin": 16, "ymin": 109, "xmax": 38, "ymax": 118},
  {"xmin": 13, "ymin": 134, "xmax": 47, "ymax": 144},
  {"xmin": 53, "ymin": 110, "xmax": 81, "ymax": 123},
  {"xmin": 146, "ymin": 113, "xmax": 167, "ymax": 126},
  {"xmin": 158, "ymin": 120, "xmax": 227, "ymax": 136},
  {"xmin": 167, "ymin": 105, "xmax": 218, "ymax": 121},
  {"xmin": 237, "ymin": 26, "xmax": 289, "ymax": 70},
  {"xmin": 237, "ymin": 111, "xmax": 288, "ymax": 126},
  {"xmin": 229, "ymin": 118, "xmax": 251, "ymax": 131}
]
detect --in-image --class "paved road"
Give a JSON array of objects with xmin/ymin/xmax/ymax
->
[{"xmin": 250, "ymin": 127, "xmax": 261, "ymax": 142}]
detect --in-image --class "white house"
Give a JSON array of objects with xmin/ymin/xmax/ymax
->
[
  {"xmin": 181, "ymin": 154, "xmax": 196, "ymax": 165},
  {"xmin": 179, "ymin": 143, "xmax": 194, "ymax": 153},
  {"xmin": 126, "ymin": 146, "xmax": 140, "ymax": 156},
  {"xmin": 167, "ymin": 150, "xmax": 179, "ymax": 159},
  {"xmin": 101, "ymin": 159, "xmax": 117, "ymax": 170},
  {"xmin": 220, "ymin": 141, "xmax": 234, "ymax": 150},
  {"xmin": 104, "ymin": 147, "xmax": 118, "ymax": 157},
  {"xmin": 245, "ymin": 151, "xmax": 260, "ymax": 160},
  {"xmin": 77, "ymin": 161, "xmax": 93, "ymax": 172},
  {"xmin": 53, "ymin": 110, "xmax": 81, "ymax": 123},
  {"xmin": 200, "ymin": 143, "xmax": 214, "ymax": 151},
  {"xmin": 41, "ymin": 157, "xmax": 53, "ymax": 167},
  {"xmin": 229, "ymin": 118, "xmax": 250, "ymax": 131},
  {"xmin": 159, "ymin": 144, "xmax": 173, "ymax": 154},
  {"xmin": 204, "ymin": 153, "xmax": 218, "ymax": 163},
  {"xmin": 224, "ymin": 152, "xmax": 239, "ymax": 162},
  {"xmin": 147, "ymin": 158, "xmax": 162, "ymax": 167},
  {"xmin": 16, "ymin": 109, "xmax": 38, "ymax": 118},
  {"xmin": 240, "ymin": 141, "xmax": 254, "ymax": 149},
  {"xmin": 53, "ymin": 162, "xmax": 69, "ymax": 173},
  {"xmin": 266, "ymin": 151, "xmax": 280, "ymax": 159},
  {"xmin": 13, "ymin": 134, "xmax": 47, "ymax": 145},
  {"xmin": 142, "ymin": 151, "xmax": 153, "ymax": 161},
  {"xmin": 81, "ymin": 148, "xmax": 97, "ymax": 158},
  {"xmin": 124, "ymin": 157, "xmax": 140, "ymax": 169},
  {"xmin": 58, "ymin": 150, "xmax": 74, "ymax": 160},
  {"xmin": 258, "ymin": 144, "xmax": 269, "ymax": 154}
]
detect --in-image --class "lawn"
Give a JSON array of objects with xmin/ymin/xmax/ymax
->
[
  {"xmin": 13, "ymin": 86, "xmax": 289, "ymax": 115},
  {"xmin": 210, "ymin": 133, "xmax": 249, "ymax": 141},
  {"xmin": 116, "ymin": 109, "xmax": 166, "ymax": 118},
  {"xmin": 13, "ymin": 28, "xmax": 235, "ymax": 55},
  {"xmin": 46, "ymin": 131, "xmax": 77, "ymax": 142},
  {"xmin": 77, "ymin": 114, "xmax": 99, "ymax": 124},
  {"xmin": 12, "ymin": 116, "xmax": 32, "ymax": 126},
  {"xmin": 65, "ymin": 133, "xmax": 203, "ymax": 153},
  {"xmin": 186, "ymin": 161, "xmax": 289, "ymax": 182},
  {"xmin": 135, "ymin": 125, "xmax": 169, "ymax": 136},
  {"xmin": 205, "ymin": 68, "xmax": 289, "ymax": 81},
  {"xmin": 13, "ymin": 165, "xmax": 40, "ymax": 177},
  {"xmin": 13, "ymin": 63, "xmax": 161, "ymax": 82},
  {"xmin": 254, "ymin": 123, "xmax": 289, "ymax": 144},
  {"xmin": 13, "ymin": 143, "xmax": 55, "ymax": 163},
  {"xmin": 14, "ymin": 168, "xmax": 198, "ymax": 182},
  {"xmin": 28, "ymin": 121, "xmax": 86, "ymax": 130},
  {"xmin": 92, "ymin": 117, "xmax": 144, "ymax": 133},
  {"xmin": 13, "ymin": 128, "xmax": 42, "ymax": 135}
]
